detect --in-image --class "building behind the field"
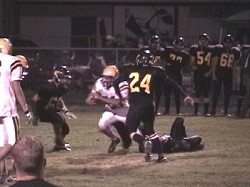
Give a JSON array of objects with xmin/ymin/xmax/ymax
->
[{"xmin": 0, "ymin": 1, "xmax": 249, "ymax": 47}]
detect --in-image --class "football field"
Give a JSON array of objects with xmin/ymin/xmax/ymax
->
[{"xmin": 6, "ymin": 104, "xmax": 250, "ymax": 187}]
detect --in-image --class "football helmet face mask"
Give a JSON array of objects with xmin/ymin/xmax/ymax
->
[
  {"xmin": 101, "ymin": 65, "xmax": 119, "ymax": 89},
  {"xmin": 135, "ymin": 47, "xmax": 154, "ymax": 66},
  {"xmin": 223, "ymin": 34, "xmax": 234, "ymax": 48},
  {"xmin": 198, "ymin": 33, "xmax": 210, "ymax": 47},
  {"xmin": 173, "ymin": 36, "xmax": 185, "ymax": 50},
  {"xmin": 0, "ymin": 38, "xmax": 12, "ymax": 54},
  {"xmin": 53, "ymin": 65, "xmax": 72, "ymax": 87},
  {"xmin": 149, "ymin": 34, "xmax": 161, "ymax": 49}
]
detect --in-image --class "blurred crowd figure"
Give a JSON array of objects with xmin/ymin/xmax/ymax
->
[
  {"xmin": 105, "ymin": 34, "xmax": 128, "ymax": 68},
  {"xmin": 237, "ymin": 48, "xmax": 250, "ymax": 117}
]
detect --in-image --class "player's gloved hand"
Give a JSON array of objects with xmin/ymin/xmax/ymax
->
[
  {"xmin": 25, "ymin": 111, "xmax": 33, "ymax": 124},
  {"xmin": 65, "ymin": 111, "xmax": 77, "ymax": 119}
]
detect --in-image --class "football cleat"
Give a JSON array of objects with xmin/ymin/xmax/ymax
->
[
  {"xmin": 53, "ymin": 143, "xmax": 71, "ymax": 152},
  {"xmin": 108, "ymin": 138, "xmax": 120, "ymax": 153},
  {"xmin": 156, "ymin": 156, "xmax": 167, "ymax": 163}
]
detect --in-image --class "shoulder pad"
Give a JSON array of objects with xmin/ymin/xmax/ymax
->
[
  {"xmin": 232, "ymin": 46, "xmax": 240, "ymax": 52},
  {"xmin": 153, "ymin": 65, "xmax": 165, "ymax": 71},
  {"xmin": 165, "ymin": 46, "xmax": 174, "ymax": 50},
  {"xmin": 158, "ymin": 47, "xmax": 165, "ymax": 52},
  {"xmin": 207, "ymin": 45, "xmax": 215, "ymax": 48},
  {"xmin": 215, "ymin": 44, "xmax": 223, "ymax": 48},
  {"xmin": 180, "ymin": 49, "xmax": 189, "ymax": 55}
]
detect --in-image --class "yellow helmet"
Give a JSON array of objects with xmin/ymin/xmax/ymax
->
[
  {"xmin": 15, "ymin": 55, "xmax": 29, "ymax": 68},
  {"xmin": 102, "ymin": 65, "xmax": 119, "ymax": 88},
  {"xmin": 0, "ymin": 38, "xmax": 12, "ymax": 54},
  {"xmin": 102, "ymin": 65, "xmax": 119, "ymax": 78}
]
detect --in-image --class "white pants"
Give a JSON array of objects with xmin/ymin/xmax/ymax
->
[
  {"xmin": 0, "ymin": 116, "xmax": 19, "ymax": 147},
  {"xmin": 98, "ymin": 111, "xmax": 126, "ymax": 131}
]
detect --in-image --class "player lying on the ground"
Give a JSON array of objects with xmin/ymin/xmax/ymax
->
[{"xmin": 137, "ymin": 117, "xmax": 205, "ymax": 153}]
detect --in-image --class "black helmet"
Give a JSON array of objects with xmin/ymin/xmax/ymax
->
[
  {"xmin": 135, "ymin": 46, "xmax": 154, "ymax": 66},
  {"xmin": 199, "ymin": 33, "xmax": 210, "ymax": 41},
  {"xmin": 224, "ymin": 34, "xmax": 234, "ymax": 44},
  {"xmin": 173, "ymin": 36, "xmax": 185, "ymax": 47},
  {"xmin": 199, "ymin": 33, "xmax": 210, "ymax": 47},
  {"xmin": 149, "ymin": 34, "xmax": 161, "ymax": 46},
  {"xmin": 53, "ymin": 65, "xmax": 71, "ymax": 83}
]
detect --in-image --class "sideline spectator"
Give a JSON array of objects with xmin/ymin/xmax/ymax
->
[
  {"xmin": 163, "ymin": 36, "xmax": 190, "ymax": 115},
  {"xmin": 237, "ymin": 48, "xmax": 250, "ymax": 117},
  {"xmin": 210, "ymin": 34, "xmax": 240, "ymax": 116},
  {"xmin": 190, "ymin": 33, "xmax": 214, "ymax": 116},
  {"xmin": 147, "ymin": 34, "xmax": 165, "ymax": 115},
  {"xmin": 9, "ymin": 136, "xmax": 58, "ymax": 187}
]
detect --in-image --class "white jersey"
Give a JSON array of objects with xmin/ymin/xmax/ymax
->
[
  {"xmin": 0, "ymin": 53, "xmax": 22, "ymax": 117},
  {"xmin": 92, "ymin": 78, "xmax": 129, "ymax": 116}
]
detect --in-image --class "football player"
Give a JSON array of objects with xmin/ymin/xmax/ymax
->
[
  {"xmin": 0, "ymin": 38, "xmax": 32, "ymax": 184},
  {"xmin": 148, "ymin": 34, "xmax": 166, "ymax": 115},
  {"xmin": 118, "ymin": 46, "xmax": 167, "ymax": 162},
  {"xmin": 31, "ymin": 65, "xmax": 76, "ymax": 151},
  {"xmin": 236, "ymin": 45, "xmax": 250, "ymax": 116},
  {"xmin": 137, "ymin": 117, "xmax": 205, "ymax": 153},
  {"xmin": 163, "ymin": 36, "xmax": 190, "ymax": 115},
  {"xmin": 210, "ymin": 34, "xmax": 241, "ymax": 116},
  {"xmin": 237, "ymin": 46, "xmax": 250, "ymax": 117},
  {"xmin": 85, "ymin": 65, "xmax": 131, "ymax": 153},
  {"xmin": 190, "ymin": 33, "xmax": 214, "ymax": 116}
]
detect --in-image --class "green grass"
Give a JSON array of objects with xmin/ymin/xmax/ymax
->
[{"xmin": 7, "ymin": 104, "xmax": 250, "ymax": 187}]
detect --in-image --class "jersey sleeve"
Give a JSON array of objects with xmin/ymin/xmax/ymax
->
[
  {"xmin": 118, "ymin": 81, "xmax": 129, "ymax": 99},
  {"xmin": 91, "ymin": 78, "xmax": 102, "ymax": 93},
  {"xmin": 11, "ymin": 66, "xmax": 23, "ymax": 82},
  {"xmin": 233, "ymin": 47, "xmax": 241, "ymax": 60}
]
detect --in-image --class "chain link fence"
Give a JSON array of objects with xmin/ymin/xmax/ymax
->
[
  {"xmin": 14, "ymin": 47, "xmax": 237, "ymax": 106},
  {"xmin": 13, "ymin": 47, "xmax": 140, "ymax": 102}
]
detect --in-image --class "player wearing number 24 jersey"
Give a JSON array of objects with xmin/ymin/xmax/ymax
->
[{"xmin": 117, "ymin": 46, "xmax": 167, "ymax": 162}]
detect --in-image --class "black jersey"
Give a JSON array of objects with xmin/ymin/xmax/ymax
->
[
  {"xmin": 241, "ymin": 45, "xmax": 250, "ymax": 53},
  {"xmin": 214, "ymin": 45, "xmax": 240, "ymax": 76},
  {"xmin": 36, "ymin": 81, "xmax": 68, "ymax": 112},
  {"xmin": 150, "ymin": 46, "xmax": 165, "ymax": 68},
  {"xmin": 165, "ymin": 46, "xmax": 189, "ymax": 77},
  {"xmin": 190, "ymin": 44, "xmax": 214, "ymax": 75},
  {"xmin": 121, "ymin": 63, "xmax": 165, "ymax": 107}
]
